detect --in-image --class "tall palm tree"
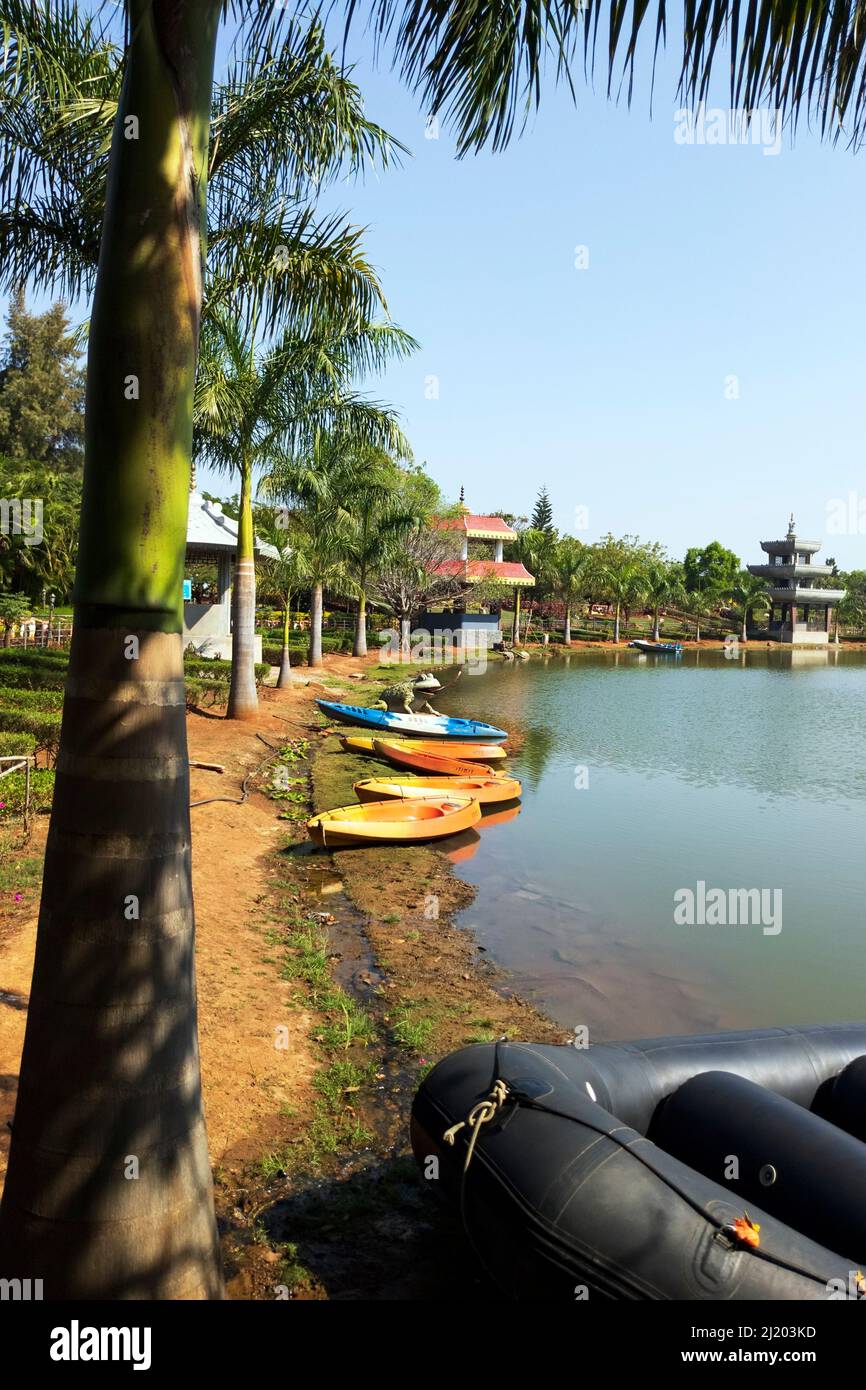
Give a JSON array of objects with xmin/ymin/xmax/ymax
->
[
  {"xmin": 0, "ymin": 2, "xmax": 402, "ymax": 1299},
  {"xmin": 553, "ymin": 536, "xmax": 590, "ymax": 644},
  {"xmin": 194, "ymin": 313, "xmax": 413, "ymax": 712},
  {"xmin": 731, "ymin": 574, "xmax": 770, "ymax": 642},
  {"xmin": 510, "ymin": 525, "xmax": 555, "ymax": 644},
  {"xmin": 682, "ymin": 584, "xmax": 719, "ymax": 643},
  {"xmin": 643, "ymin": 561, "xmax": 684, "ymax": 642},
  {"xmin": 256, "ymin": 510, "xmax": 312, "ymax": 688},
  {"xmin": 341, "ymin": 452, "xmax": 426, "ymax": 657},
  {"xmin": 599, "ymin": 557, "xmax": 644, "ymax": 643},
  {"xmin": 266, "ymin": 425, "xmax": 412, "ymax": 668}
]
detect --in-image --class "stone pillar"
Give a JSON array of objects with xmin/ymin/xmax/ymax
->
[
  {"xmin": 494, "ymin": 539, "xmax": 504, "ymax": 562},
  {"xmin": 825, "ymin": 605, "xmax": 832, "ymax": 633}
]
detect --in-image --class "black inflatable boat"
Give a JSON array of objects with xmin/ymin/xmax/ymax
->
[{"xmin": 411, "ymin": 1023, "xmax": 866, "ymax": 1300}]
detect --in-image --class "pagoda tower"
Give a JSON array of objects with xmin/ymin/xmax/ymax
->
[{"xmin": 747, "ymin": 515, "xmax": 844, "ymax": 645}]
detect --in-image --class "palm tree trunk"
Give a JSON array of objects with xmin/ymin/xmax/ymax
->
[
  {"xmin": 695, "ymin": 618, "xmax": 702, "ymax": 643},
  {"xmin": 353, "ymin": 591, "xmax": 368, "ymax": 657},
  {"xmin": 512, "ymin": 588, "xmax": 521, "ymax": 644},
  {"xmin": 0, "ymin": 0, "xmax": 222, "ymax": 1299},
  {"xmin": 653, "ymin": 607, "xmax": 661, "ymax": 642},
  {"xmin": 564, "ymin": 606, "xmax": 571, "ymax": 644},
  {"xmin": 309, "ymin": 583, "xmax": 324, "ymax": 667},
  {"xmin": 614, "ymin": 602, "xmax": 621, "ymax": 643},
  {"xmin": 742, "ymin": 610, "xmax": 748, "ymax": 642},
  {"xmin": 276, "ymin": 599, "xmax": 292, "ymax": 689},
  {"xmin": 227, "ymin": 461, "xmax": 258, "ymax": 719}
]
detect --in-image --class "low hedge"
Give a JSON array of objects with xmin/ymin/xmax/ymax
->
[
  {"xmin": 0, "ymin": 661, "xmax": 67, "ymax": 690},
  {"xmin": 184, "ymin": 656, "xmax": 268, "ymax": 685},
  {"xmin": 0, "ymin": 767, "xmax": 55, "ymax": 818},
  {"xmin": 0, "ymin": 707, "xmax": 62, "ymax": 760},
  {"xmin": 184, "ymin": 677, "xmax": 229, "ymax": 709},
  {"xmin": 0, "ymin": 686, "xmax": 64, "ymax": 711},
  {"xmin": 0, "ymin": 731, "xmax": 37, "ymax": 757}
]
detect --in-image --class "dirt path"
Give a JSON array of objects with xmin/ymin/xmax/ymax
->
[
  {"xmin": 0, "ymin": 661, "xmax": 362, "ymax": 1191},
  {"xmin": 0, "ymin": 650, "xmax": 568, "ymax": 1299}
]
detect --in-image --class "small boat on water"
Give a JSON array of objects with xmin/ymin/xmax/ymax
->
[
  {"xmin": 307, "ymin": 795, "xmax": 481, "ymax": 847},
  {"xmin": 628, "ymin": 639, "xmax": 683, "ymax": 655},
  {"xmin": 340, "ymin": 734, "xmax": 507, "ymax": 762},
  {"xmin": 317, "ymin": 700, "xmax": 507, "ymax": 741},
  {"xmin": 412, "ymin": 1022, "xmax": 866, "ymax": 1300},
  {"xmin": 373, "ymin": 739, "xmax": 495, "ymax": 778},
  {"xmin": 354, "ymin": 774, "xmax": 522, "ymax": 806}
]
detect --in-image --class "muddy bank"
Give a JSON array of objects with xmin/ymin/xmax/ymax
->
[{"xmin": 0, "ymin": 653, "xmax": 566, "ymax": 1301}]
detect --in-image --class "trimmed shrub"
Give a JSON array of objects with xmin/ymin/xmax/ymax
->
[
  {"xmin": 0, "ymin": 768, "xmax": 55, "ymax": 818},
  {"xmin": 0, "ymin": 708, "xmax": 62, "ymax": 760},
  {"xmin": 0, "ymin": 731, "xmax": 37, "ymax": 757},
  {"xmin": 0, "ymin": 661, "xmax": 67, "ymax": 690},
  {"xmin": 0, "ymin": 686, "xmax": 64, "ymax": 711}
]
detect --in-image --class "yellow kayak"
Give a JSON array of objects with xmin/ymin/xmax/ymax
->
[
  {"xmin": 354, "ymin": 775, "xmax": 522, "ymax": 807},
  {"xmin": 307, "ymin": 796, "xmax": 481, "ymax": 847},
  {"xmin": 340, "ymin": 734, "xmax": 507, "ymax": 762}
]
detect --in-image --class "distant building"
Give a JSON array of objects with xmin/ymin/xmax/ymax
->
[
  {"xmin": 747, "ymin": 515, "xmax": 844, "ymax": 645},
  {"xmin": 427, "ymin": 492, "xmax": 535, "ymax": 645},
  {"xmin": 184, "ymin": 490, "xmax": 277, "ymax": 661}
]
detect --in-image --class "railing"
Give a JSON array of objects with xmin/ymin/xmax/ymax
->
[
  {"xmin": 6, "ymin": 618, "xmax": 72, "ymax": 649},
  {"xmin": 0, "ymin": 754, "xmax": 35, "ymax": 823}
]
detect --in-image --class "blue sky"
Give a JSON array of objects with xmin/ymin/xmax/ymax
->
[{"xmin": 14, "ymin": 10, "xmax": 866, "ymax": 569}]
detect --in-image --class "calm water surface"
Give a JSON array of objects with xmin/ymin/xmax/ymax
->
[{"xmin": 439, "ymin": 649, "xmax": 866, "ymax": 1041}]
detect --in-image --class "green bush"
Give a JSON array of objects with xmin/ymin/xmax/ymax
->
[
  {"xmin": 184, "ymin": 655, "xmax": 267, "ymax": 685},
  {"xmin": 0, "ymin": 661, "xmax": 67, "ymax": 690},
  {"xmin": 0, "ymin": 707, "xmax": 62, "ymax": 760},
  {"xmin": 184, "ymin": 677, "xmax": 229, "ymax": 709},
  {"xmin": 0, "ymin": 731, "xmax": 37, "ymax": 757},
  {"xmin": 0, "ymin": 686, "xmax": 64, "ymax": 711},
  {"xmin": 0, "ymin": 768, "xmax": 55, "ymax": 818}
]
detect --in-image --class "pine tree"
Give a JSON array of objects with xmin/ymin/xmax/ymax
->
[
  {"xmin": 531, "ymin": 486, "xmax": 554, "ymax": 535},
  {"xmin": 0, "ymin": 290, "xmax": 84, "ymax": 464}
]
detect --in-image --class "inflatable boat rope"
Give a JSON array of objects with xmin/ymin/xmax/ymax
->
[{"xmin": 439, "ymin": 1039, "xmax": 847, "ymax": 1293}]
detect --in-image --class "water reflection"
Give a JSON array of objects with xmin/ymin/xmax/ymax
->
[{"xmin": 441, "ymin": 650, "xmax": 866, "ymax": 1038}]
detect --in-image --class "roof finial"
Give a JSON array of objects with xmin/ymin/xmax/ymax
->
[
  {"xmin": 458, "ymin": 485, "xmax": 469, "ymax": 513},
  {"xmin": 788, "ymin": 512, "xmax": 795, "ymax": 536},
  {"xmin": 190, "ymin": 458, "xmax": 197, "ymax": 494}
]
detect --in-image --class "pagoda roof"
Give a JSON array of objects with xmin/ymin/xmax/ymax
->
[
  {"xmin": 186, "ymin": 491, "xmax": 278, "ymax": 559},
  {"xmin": 435, "ymin": 559, "xmax": 534, "ymax": 586},
  {"xmin": 435, "ymin": 512, "xmax": 517, "ymax": 541},
  {"xmin": 760, "ymin": 536, "xmax": 822, "ymax": 556}
]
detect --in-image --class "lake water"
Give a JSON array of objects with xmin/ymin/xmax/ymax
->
[{"xmin": 440, "ymin": 648, "xmax": 866, "ymax": 1042}]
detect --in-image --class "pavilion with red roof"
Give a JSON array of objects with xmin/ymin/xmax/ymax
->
[
  {"xmin": 433, "ymin": 493, "xmax": 534, "ymax": 588},
  {"xmin": 421, "ymin": 491, "xmax": 534, "ymax": 647}
]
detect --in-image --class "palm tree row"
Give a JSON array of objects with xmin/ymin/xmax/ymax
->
[{"xmin": 512, "ymin": 530, "xmax": 779, "ymax": 644}]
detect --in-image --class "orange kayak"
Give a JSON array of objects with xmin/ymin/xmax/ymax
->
[
  {"xmin": 307, "ymin": 796, "xmax": 481, "ymax": 846},
  {"xmin": 354, "ymin": 775, "xmax": 522, "ymax": 806},
  {"xmin": 340, "ymin": 734, "xmax": 506, "ymax": 762},
  {"xmin": 373, "ymin": 739, "xmax": 496, "ymax": 777}
]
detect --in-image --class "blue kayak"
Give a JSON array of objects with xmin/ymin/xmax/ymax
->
[{"xmin": 316, "ymin": 700, "xmax": 507, "ymax": 741}]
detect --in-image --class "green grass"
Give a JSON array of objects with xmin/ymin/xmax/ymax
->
[
  {"xmin": 0, "ymin": 829, "xmax": 43, "ymax": 894},
  {"xmin": 390, "ymin": 1004, "xmax": 435, "ymax": 1054}
]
